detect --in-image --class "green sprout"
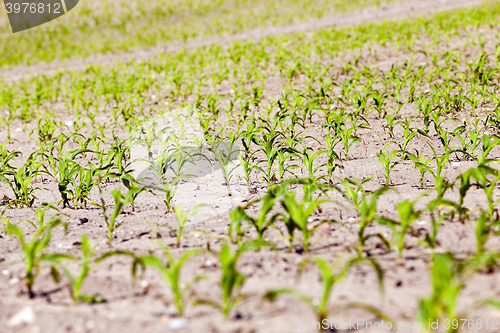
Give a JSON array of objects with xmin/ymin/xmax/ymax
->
[{"xmin": 265, "ymin": 255, "xmax": 391, "ymax": 331}]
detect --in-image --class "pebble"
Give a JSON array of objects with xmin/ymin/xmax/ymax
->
[
  {"xmin": 15, "ymin": 128, "xmax": 22, "ymax": 132},
  {"xmin": 8, "ymin": 306, "xmax": 34, "ymax": 327},
  {"xmin": 169, "ymin": 318, "xmax": 187, "ymax": 330},
  {"xmin": 9, "ymin": 277, "xmax": 19, "ymax": 285},
  {"xmin": 314, "ymin": 224, "xmax": 331, "ymax": 235},
  {"xmin": 65, "ymin": 121, "xmax": 73, "ymax": 127},
  {"xmin": 2, "ymin": 269, "xmax": 9, "ymax": 276}
]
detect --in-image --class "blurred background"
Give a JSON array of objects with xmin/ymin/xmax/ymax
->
[{"xmin": 0, "ymin": 0, "xmax": 398, "ymax": 68}]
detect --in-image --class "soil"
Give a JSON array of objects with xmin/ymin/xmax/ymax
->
[{"xmin": 2, "ymin": 1, "xmax": 500, "ymax": 333}]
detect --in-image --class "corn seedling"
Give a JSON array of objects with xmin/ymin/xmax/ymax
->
[
  {"xmin": 280, "ymin": 190, "xmax": 331, "ymax": 252},
  {"xmin": 377, "ymin": 197, "xmax": 423, "ymax": 258},
  {"xmin": 229, "ymin": 190, "xmax": 280, "ymax": 245},
  {"xmin": 171, "ymin": 204, "xmax": 209, "ymax": 248},
  {"xmin": 421, "ymin": 198, "xmax": 456, "ymax": 251},
  {"xmin": 196, "ymin": 241, "xmax": 267, "ymax": 319},
  {"xmin": 210, "ymin": 140, "xmax": 241, "ymax": 186},
  {"xmin": 376, "ymin": 144, "xmax": 400, "ymax": 185},
  {"xmin": 46, "ymin": 234, "xmax": 135, "ymax": 303},
  {"xmin": 133, "ymin": 241, "xmax": 205, "ymax": 316},
  {"xmin": 409, "ymin": 150, "xmax": 434, "ymax": 188},
  {"xmin": 417, "ymin": 253, "xmax": 500, "ymax": 333},
  {"xmin": 265, "ymin": 255, "xmax": 391, "ymax": 331},
  {"xmin": 4, "ymin": 205, "xmax": 68, "ymax": 298},
  {"xmin": 355, "ymin": 186, "xmax": 391, "ymax": 257},
  {"xmin": 99, "ymin": 186, "xmax": 144, "ymax": 242}
]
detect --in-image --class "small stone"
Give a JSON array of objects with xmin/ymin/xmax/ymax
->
[
  {"xmin": 2, "ymin": 269, "xmax": 9, "ymax": 276},
  {"xmin": 9, "ymin": 277, "xmax": 19, "ymax": 285},
  {"xmin": 314, "ymin": 224, "xmax": 331, "ymax": 236},
  {"xmin": 15, "ymin": 128, "xmax": 22, "ymax": 133},
  {"xmin": 169, "ymin": 318, "xmax": 187, "ymax": 330},
  {"xmin": 8, "ymin": 306, "xmax": 35, "ymax": 327},
  {"xmin": 65, "ymin": 121, "xmax": 73, "ymax": 127}
]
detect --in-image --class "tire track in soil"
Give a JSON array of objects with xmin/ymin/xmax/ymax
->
[{"xmin": 0, "ymin": 0, "xmax": 487, "ymax": 83}]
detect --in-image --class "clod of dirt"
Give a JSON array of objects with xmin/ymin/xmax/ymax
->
[
  {"xmin": 77, "ymin": 218, "xmax": 89, "ymax": 225},
  {"xmin": 0, "ymin": 195, "xmax": 12, "ymax": 205}
]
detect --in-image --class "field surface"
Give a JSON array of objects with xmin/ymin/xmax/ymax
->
[{"xmin": 2, "ymin": 0, "xmax": 500, "ymax": 333}]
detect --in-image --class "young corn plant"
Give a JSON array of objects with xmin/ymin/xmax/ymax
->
[
  {"xmin": 280, "ymin": 190, "xmax": 331, "ymax": 252},
  {"xmin": 236, "ymin": 151, "xmax": 255, "ymax": 186},
  {"xmin": 53, "ymin": 156, "xmax": 81, "ymax": 208},
  {"xmin": 163, "ymin": 182, "xmax": 177, "ymax": 212},
  {"xmin": 265, "ymin": 255, "xmax": 391, "ymax": 331},
  {"xmin": 195, "ymin": 241, "xmax": 267, "ymax": 319},
  {"xmin": 99, "ymin": 186, "xmax": 144, "ymax": 242},
  {"xmin": 377, "ymin": 198, "xmax": 423, "ymax": 258},
  {"xmin": 300, "ymin": 147, "xmax": 327, "ymax": 179},
  {"xmin": 252, "ymin": 131, "xmax": 285, "ymax": 185},
  {"xmin": 9, "ymin": 155, "xmax": 45, "ymax": 207},
  {"xmin": 457, "ymin": 164, "xmax": 498, "ymax": 222},
  {"xmin": 229, "ymin": 191, "xmax": 280, "ymax": 245},
  {"xmin": 376, "ymin": 144, "xmax": 400, "ymax": 185},
  {"xmin": 46, "ymin": 234, "xmax": 135, "ymax": 303},
  {"xmin": 409, "ymin": 150, "xmax": 434, "ymax": 188},
  {"xmin": 171, "ymin": 204, "xmax": 209, "ymax": 248},
  {"xmin": 133, "ymin": 242, "xmax": 205, "ymax": 316},
  {"xmin": 144, "ymin": 182, "xmax": 177, "ymax": 212},
  {"xmin": 4, "ymin": 205, "xmax": 68, "ymax": 298},
  {"xmin": 323, "ymin": 133, "xmax": 344, "ymax": 184},
  {"xmin": 417, "ymin": 253, "xmax": 500, "ymax": 333},
  {"xmin": 421, "ymin": 198, "xmax": 456, "ymax": 251},
  {"xmin": 475, "ymin": 211, "xmax": 500, "ymax": 255},
  {"xmin": 337, "ymin": 126, "xmax": 361, "ymax": 160},
  {"xmin": 334, "ymin": 177, "xmax": 373, "ymax": 213},
  {"xmin": 354, "ymin": 186, "xmax": 391, "ymax": 257}
]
